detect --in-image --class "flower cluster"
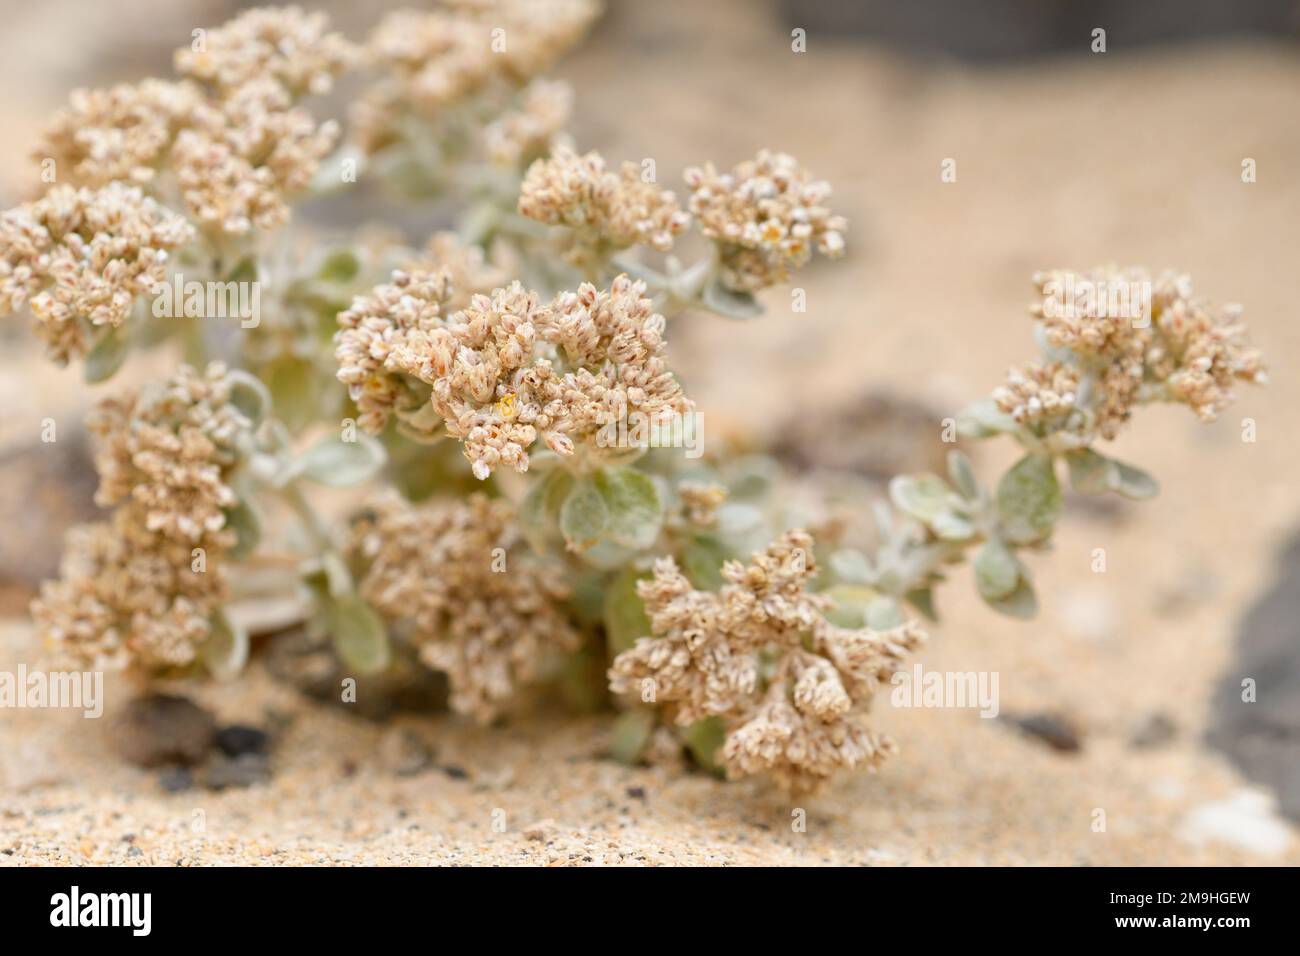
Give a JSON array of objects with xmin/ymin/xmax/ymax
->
[
  {"xmin": 31, "ymin": 364, "xmax": 253, "ymax": 671},
  {"xmin": 996, "ymin": 267, "xmax": 1267, "ymax": 441},
  {"xmin": 174, "ymin": 5, "xmax": 354, "ymax": 97},
  {"xmin": 0, "ymin": 183, "xmax": 193, "ymax": 363},
  {"xmin": 354, "ymin": 0, "xmax": 598, "ymax": 155},
  {"xmin": 338, "ymin": 271, "xmax": 690, "ymax": 479},
  {"xmin": 518, "ymin": 147, "xmax": 690, "ymax": 268},
  {"xmin": 609, "ymin": 531, "xmax": 924, "ymax": 792},
  {"xmin": 34, "ymin": 7, "xmax": 346, "ymax": 238},
  {"xmin": 685, "ymin": 150, "xmax": 847, "ymax": 292},
  {"xmin": 349, "ymin": 491, "xmax": 580, "ymax": 722},
  {"xmin": 483, "ymin": 79, "xmax": 574, "ymax": 168}
]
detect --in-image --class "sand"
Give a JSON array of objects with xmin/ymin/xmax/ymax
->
[{"xmin": 2, "ymin": 0, "xmax": 1299, "ymax": 865}]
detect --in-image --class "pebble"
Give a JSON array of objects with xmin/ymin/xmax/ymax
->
[
  {"xmin": 113, "ymin": 695, "xmax": 216, "ymax": 767},
  {"xmin": 1006, "ymin": 712, "xmax": 1082, "ymax": 753},
  {"xmin": 158, "ymin": 767, "xmax": 195, "ymax": 793},
  {"xmin": 1131, "ymin": 712, "xmax": 1177, "ymax": 749},
  {"xmin": 380, "ymin": 727, "xmax": 434, "ymax": 777},
  {"xmin": 204, "ymin": 753, "xmax": 273, "ymax": 791},
  {"xmin": 215, "ymin": 725, "xmax": 270, "ymax": 757}
]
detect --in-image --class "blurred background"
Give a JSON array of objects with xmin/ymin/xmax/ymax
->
[{"xmin": 1, "ymin": 0, "xmax": 1298, "ymax": 864}]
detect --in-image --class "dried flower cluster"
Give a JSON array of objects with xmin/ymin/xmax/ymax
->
[
  {"xmin": 609, "ymin": 531, "xmax": 924, "ymax": 792},
  {"xmin": 32, "ymin": 364, "xmax": 253, "ymax": 671},
  {"xmin": 349, "ymin": 491, "xmax": 579, "ymax": 722},
  {"xmin": 353, "ymin": 0, "xmax": 598, "ymax": 155},
  {"xmin": 686, "ymin": 150, "xmax": 847, "ymax": 292},
  {"xmin": 519, "ymin": 147, "xmax": 691, "ymax": 268},
  {"xmin": 483, "ymin": 79, "xmax": 574, "ymax": 168},
  {"xmin": 339, "ymin": 271, "xmax": 689, "ymax": 478},
  {"xmin": 995, "ymin": 268, "xmax": 1267, "ymax": 441},
  {"xmin": 37, "ymin": 7, "xmax": 347, "ymax": 238},
  {"xmin": 0, "ymin": 183, "xmax": 193, "ymax": 363}
]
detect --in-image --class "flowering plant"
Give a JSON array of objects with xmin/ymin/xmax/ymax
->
[{"xmin": 1, "ymin": 5, "xmax": 1264, "ymax": 793}]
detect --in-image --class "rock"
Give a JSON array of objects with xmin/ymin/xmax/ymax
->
[
  {"xmin": 441, "ymin": 764, "xmax": 469, "ymax": 781},
  {"xmin": 1209, "ymin": 531, "xmax": 1300, "ymax": 822},
  {"xmin": 626, "ymin": 786, "xmax": 647, "ymax": 801},
  {"xmin": 524, "ymin": 819, "xmax": 557, "ymax": 842},
  {"xmin": 263, "ymin": 626, "xmax": 449, "ymax": 720},
  {"xmin": 1179, "ymin": 790, "xmax": 1293, "ymax": 857},
  {"xmin": 1005, "ymin": 712, "xmax": 1082, "ymax": 753},
  {"xmin": 157, "ymin": 767, "xmax": 195, "ymax": 793},
  {"xmin": 113, "ymin": 694, "xmax": 216, "ymax": 768},
  {"xmin": 203, "ymin": 752, "xmax": 272, "ymax": 791},
  {"xmin": 380, "ymin": 727, "xmax": 434, "ymax": 777},
  {"xmin": 215, "ymin": 725, "xmax": 269, "ymax": 757},
  {"xmin": 1131, "ymin": 712, "xmax": 1177, "ymax": 749}
]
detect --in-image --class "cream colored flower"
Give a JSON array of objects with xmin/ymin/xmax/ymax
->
[
  {"xmin": 0, "ymin": 183, "xmax": 193, "ymax": 363},
  {"xmin": 175, "ymin": 6, "xmax": 355, "ymax": 97},
  {"xmin": 685, "ymin": 149, "xmax": 846, "ymax": 292},
  {"xmin": 484, "ymin": 79, "xmax": 574, "ymax": 168},
  {"xmin": 350, "ymin": 491, "xmax": 580, "ymax": 722},
  {"xmin": 519, "ymin": 147, "xmax": 690, "ymax": 268},
  {"xmin": 609, "ymin": 530, "xmax": 923, "ymax": 792}
]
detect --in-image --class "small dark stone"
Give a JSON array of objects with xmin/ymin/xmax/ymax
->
[
  {"xmin": 127, "ymin": 846, "xmax": 143, "ymax": 858},
  {"xmin": 114, "ymin": 694, "xmax": 216, "ymax": 768},
  {"xmin": 204, "ymin": 752, "xmax": 272, "ymax": 791},
  {"xmin": 1006, "ymin": 712, "xmax": 1082, "ymax": 753},
  {"xmin": 442, "ymin": 764, "xmax": 469, "ymax": 780},
  {"xmin": 626, "ymin": 786, "xmax": 647, "ymax": 801},
  {"xmin": 215, "ymin": 724, "xmax": 269, "ymax": 757},
  {"xmin": 1131, "ymin": 712, "xmax": 1178, "ymax": 749},
  {"xmin": 380, "ymin": 728, "xmax": 434, "ymax": 777},
  {"xmin": 158, "ymin": 767, "xmax": 195, "ymax": 793}
]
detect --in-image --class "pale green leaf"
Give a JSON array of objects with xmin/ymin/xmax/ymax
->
[
  {"xmin": 595, "ymin": 466, "xmax": 663, "ymax": 550},
  {"xmin": 296, "ymin": 434, "xmax": 386, "ymax": 487},
  {"xmin": 603, "ymin": 567, "xmax": 653, "ymax": 657},
  {"xmin": 202, "ymin": 608, "xmax": 249, "ymax": 681},
  {"xmin": 974, "ymin": 538, "xmax": 1020, "ymax": 602},
  {"xmin": 328, "ymin": 593, "xmax": 390, "ymax": 675},
  {"xmin": 560, "ymin": 478, "xmax": 610, "ymax": 549},
  {"xmin": 996, "ymin": 454, "xmax": 1062, "ymax": 545}
]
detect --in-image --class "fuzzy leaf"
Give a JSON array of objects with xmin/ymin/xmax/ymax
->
[
  {"xmin": 1114, "ymin": 460, "xmax": 1159, "ymax": 500},
  {"xmin": 956, "ymin": 398, "xmax": 1017, "ymax": 439},
  {"xmin": 609, "ymin": 709, "xmax": 656, "ymax": 766},
  {"xmin": 985, "ymin": 577, "xmax": 1039, "ymax": 619},
  {"xmin": 202, "ymin": 608, "xmax": 249, "ymax": 681},
  {"xmin": 224, "ymin": 497, "xmax": 262, "ymax": 560},
  {"xmin": 700, "ymin": 276, "xmax": 762, "ymax": 319},
  {"xmin": 822, "ymin": 584, "xmax": 878, "ymax": 628},
  {"xmin": 227, "ymin": 369, "xmax": 272, "ymax": 426},
  {"xmin": 682, "ymin": 534, "xmax": 730, "ymax": 590},
  {"xmin": 890, "ymin": 473, "xmax": 953, "ymax": 523},
  {"xmin": 603, "ymin": 567, "xmax": 653, "ymax": 657},
  {"xmin": 682, "ymin": 717, "xmax": 727, "ymax": 776},
  {"xmin": 520, "ymin": 469, "xmax": 574, "ymax": 553},
  {"xmin": 1065, "ymin": 448, "xmax": 1119, "ymax": 495},
  {"xmin": 266, "ymin": 357, "xmax": 320, "ymax": 431},
  {"xmin": 595, "ymin": 466, "xmax": 663, "ymax": 550},
  {"xmin": 327, "ymin": 593, "xmax": 390, "ymax": 675},
  {"xmin": 560, "ymin": 478, "xmax": 610, "ymax": 549},
  {"xmin": 829, "ymin": 548, "xmax": 873, "ymax": 585},
  {"xmin": 905, "ymin": 587, "xmax": 938, "ymax": 622},
  {"xmin": 996, "ymin": 454, "xmax": 1061, "ymax": 545},
  {"xmin": 296, "ymin": 435, "xmax": 386, "ymax": 487},
  {"xmin": 947, "ymin": 450, "xmax": 980, "ymax": 500},
  {"xmin": 974, "ymin": 538, "xmax": 1020, "ymax": 602},
  {"xmin": 931, "ymin": 509, "xmax": 978, "ymax": 541},
  {"xmin": 866, "ymin": 596, "xmax": 905, "ymax": 630},
  {"xmin": 83, "ymin": 326, "xmax": 129, "ymax": 384}
]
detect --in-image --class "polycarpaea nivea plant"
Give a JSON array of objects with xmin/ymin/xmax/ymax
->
[{"xmin": 1, "ymin": 5, "xmax": 1265, "ymax": 793}]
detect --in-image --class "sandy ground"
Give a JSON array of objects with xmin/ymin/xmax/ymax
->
[{"xmin": 2, "ymin": 0, "xmax": 1300, "ymax": 865}]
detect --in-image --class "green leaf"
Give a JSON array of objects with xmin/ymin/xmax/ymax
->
[
  {"xmin": 821, "ymin": 584, "xmax": 878, "ymax": 628},
  {"xmin": 327, "ymin": 593, "xmax": 390, "ymax": 675},
  {"xmin": 866, "ymin": 596, "xmax": 905, "ymax": 630},
  {"xmin": 224, "ymin": 497, "xmax": 262, "ymax": 560},
  {"xmin": 889, "ymin": 473, "xmax": 953, "ymax": 524},
  {"xmin": 594, "ymin": 466, "xmax": 663, "ymax": 550},
  {"xmin": 974, "ymin": 538, "xmax": 1020, "ymax": 602},
  {"xmin": 316, "ymin": 248, "xmax": 361, "ymax": 284},
  {"xmin": 996, "ymin": 454, "xmax": 1062, "ymax": 545},
  {"xmin": 520, "ymin": 469, "xmax": 573, "ymax": 553},
  {"xmin": 1114, "ymin": 460, "xmax": 1159, "ymax": 500},
  {"xmin": 83, "ymin": 325, "xmax": 129, "ymax": 383},
  {"xmin": 682, "ymin": 534, "xmax": 730, "ymax": 590},
  {"xmin": 682, "ymin": 717, "xmax": 727, "ymax": 777},
  {"xmin": 265, "ymin": 357, "xmax": 320, "ymax": 431},
  {"xmin": 202, "ymin": 608, "xmax": 249, "ymax": 681},
  {"xmin": 700, "ymin": 276, "xmax": 762, "ymax": 319},
  {"xmin": 609, "ymin": 709, "xmax": 656, "ymax": 766},
  {"xmin": 296, "ymin": 434, "xmax": 386, "ymax": 487},
  {"xmin": 1065, "ymin": 448, "xmax": 1119, "ymax": 495},
  {"xmin": 947, "ymin": 450, "xmax": 980, "ymax": 500},
  {"xmin": 603, "ymin": 567, "xmax": 653, "ymax": 657},
  {"xmin": 931, "ymin": 510, "xmax": 978, "ymax": 541},
  {"xmin": 905, "ymin": 587, "xmax": 938, "ymax": 622},
  {"xmin": 226, "ymin": 369, "xmax": 272, "ymax": 425},
  {"xmin": 956, "ymin": 398, "xmax": 1017, "ymax": 439},
  {"xmin": 985, "ymin": 576, "xmax": 1039, "ymax": 620},
  {"xmin": 560, "ymin": 478, "xmax": 610, "ymax": 549},
  {"xmin": 828, "ymin": 548, "xmax": 873, "ymax": 585}
]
